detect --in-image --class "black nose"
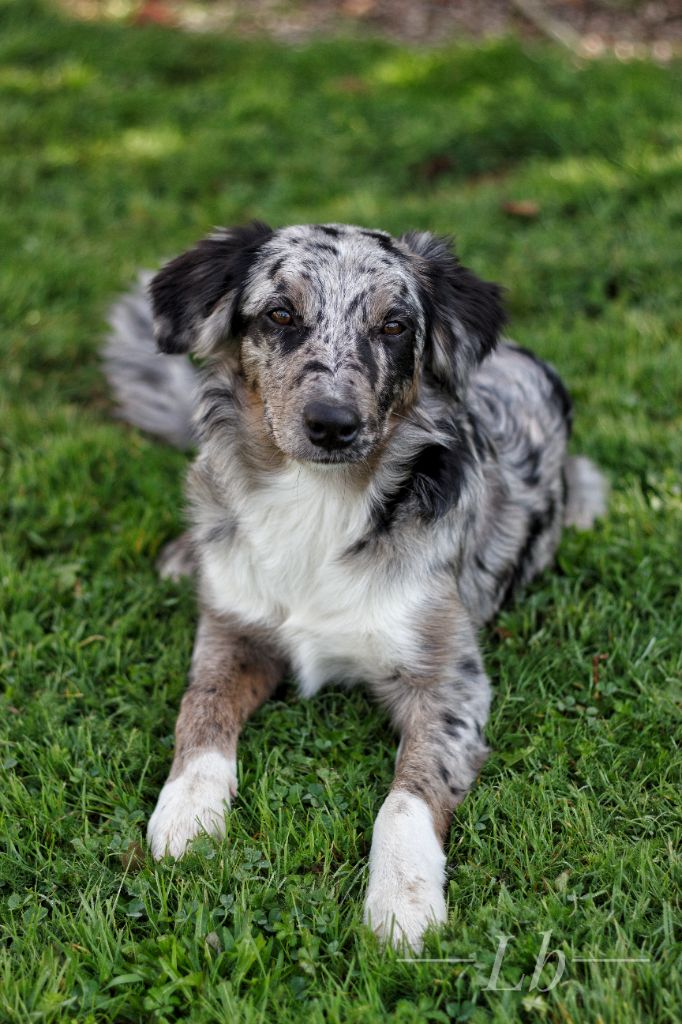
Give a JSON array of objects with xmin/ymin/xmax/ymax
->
[{"xmin": 303, "ymin": 400, "xmax": 361, "ymax": 450}]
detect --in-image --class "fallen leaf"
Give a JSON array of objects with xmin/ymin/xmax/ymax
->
[
  {"xmin": 415, "ymin": 153, "xmax": 456, "ymax": 182},
  {"xmin": 119, "ymin": 841, "xmax": 145, "ymax": 872},
  {"xmin": 334, "ymin": 76, "xmax": 369, "ymax": 94},
  {"xmin": 134, "ymin": 2, "xmax": 176, "ymax": 27},
  {"xmin": 502, "ymin": 199, "xmax": 540, "ymax": 218},
  {"xmin": 341, "ymin": 0, "xmax": 376, "ymax": 17}
]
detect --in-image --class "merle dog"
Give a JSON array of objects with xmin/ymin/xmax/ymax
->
[{"xmin": 104, "ymin": 222, "xmax": 607, "ymax": 951}]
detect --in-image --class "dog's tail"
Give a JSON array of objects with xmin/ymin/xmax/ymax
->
[
  {"xmin": 563, "ymin": 455, "xmax": 609, "ymax": 530},
  {"xmin": 103, "ymin": 275, "xmax": 197, "ymax": 449}
]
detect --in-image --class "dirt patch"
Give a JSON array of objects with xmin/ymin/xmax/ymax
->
[{"xmin": 56, "ymin": 0, "xmax": 682, "ymax": 56}]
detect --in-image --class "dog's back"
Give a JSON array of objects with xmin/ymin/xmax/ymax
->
[{"xmin": 460, "ymin": 342, "xmax": 607, "ymax": 622}]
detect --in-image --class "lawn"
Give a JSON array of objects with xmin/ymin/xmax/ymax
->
[{"xmin": 0, "ymin": 1, "xmax": 680, "ymax": 1021}]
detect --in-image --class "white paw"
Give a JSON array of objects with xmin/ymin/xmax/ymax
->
[
  {"xmin": 147, "ymin": 750, "xmax": 237, "ymax": 860},
  {"xmin": 364, "ymin": 790, "xmax": 447, "ymax": 952}
]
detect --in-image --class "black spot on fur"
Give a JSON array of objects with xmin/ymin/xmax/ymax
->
[
  {"xmin": 294, "ymin": 359, "xmax": 332, "ymax": 387},
  {"xmin": 378, "ymin": 331, "xmax": 417, "ymax": 415},
  {"xmin": 438, "ymin": 762, "xmax": 451, "ymax": 784},
  {"xmin": 355, "ymin": 334, "xmax": 379, "ymax": 389},
  {"xmin": 203, "ymin": 521, "xmax": 236, "ymax": 545},
  {"xmin": 311, "ymin": 242, "xmax": 340, "ymax": 257},
  {"xmin": 268, "ymin": 256, "xmax": 285, "ymax": 278},
  {"xmin": 443, "ymin": 712, "xmax": 467, "ymax": 734},
  {"xmin": 468, "ymin": 412, "xmax": 495, "ymax": 460},
  {"xmin": 513, "ymin": 345, "xmax": 573, "ymax": 435},
  {"xmin": 401, "ymin": 232, "xmax": 506, "ymax": 395},
  {"xmin": 501, "ymin": 497, "xmax": 557, "ymax": 606},
  {"xmin": 344, "ymin": 536, "xmax": 369, "ymax": 557},
  {"xmin": 318, "ymin": 225, "xmax": 341, "ymax": 237},
  {"xmin": 371, "ymin": 418, "xmax": 475, "ymax": 535},
  {"xmin": 196, "ymin": 385, "xmax": 236, "ymax": 440},
  {"xmin": 197, "ymin": 406, "xmax": 233, "ymax": 439},
  {"xmin": 346, "ymin": 291, "xmax": 366, "ymax": 316},
  {"xmin": 458, "ymin": 658, "xmax": 480, "ymax": 678},
  {"xmin": 361, "ymin": 230, "xmax": 406, "ymax": 259},
  {"xmin": 519, "ymin": 446, "xmax": 542, "ymax": 487},
  {"xmin": 278, "ymin": 325, "xmax": 310, "ymax": 356},
  {"xmin": 150, "ymin": 221, "xmax": 273, "ymax": 354},
  {"xmin": 202, "ymin": 385, "xmax": 233, "ymax": 404},
  {"xmin": 134, "ymin": 362, "xmax": 165, "ymax": 388},
  {"xmin": 411, "ymin": 442, "xmax": 471, "ymax": 520}
]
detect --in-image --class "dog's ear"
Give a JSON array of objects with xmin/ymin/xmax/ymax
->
[
  {"xmin": 149, "ymin": 221, "xmax": 273, "ymax": 356},
  {"xmin": 400, "ymin": 231, "xmax": 506, "ymax": 395}
]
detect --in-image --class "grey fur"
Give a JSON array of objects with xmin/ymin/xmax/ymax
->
[{"xmin": 105, "ymin": 274, "xmax": 197, "ymax": 450}]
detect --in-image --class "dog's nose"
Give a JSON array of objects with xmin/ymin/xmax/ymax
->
[{"xmin": 303, "ymin": 400, "xmax": 361, "ymax": 450}]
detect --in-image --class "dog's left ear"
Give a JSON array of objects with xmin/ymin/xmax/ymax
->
[
  {"xmin": 400, "ymin": 231, "xmax": 506, "ymax": 395},
  {"xmin": 149, "ymin": 221, "xmax": 273, "ymax": 356}
]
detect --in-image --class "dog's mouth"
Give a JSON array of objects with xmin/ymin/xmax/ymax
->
[
  {"xmin": 266, "ymin": 426, "xmax": 372, "ymax": 467},
  {"xmin": 300, "ymin": 450, "xmax": 367, "ymax": 466}
]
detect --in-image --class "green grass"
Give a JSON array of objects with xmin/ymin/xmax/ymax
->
[{"xmin": 1, "ymin": 1, "xmax": 681, "ymax": 1020}]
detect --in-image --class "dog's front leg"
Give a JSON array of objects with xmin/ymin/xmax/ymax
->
[
  {"xmin": 147, "ymin": 610, "xmax": 284, "ymax": 859},
  {"xmin": 364, "ymin": 651, "xmax": 491, "ymax": 952}
]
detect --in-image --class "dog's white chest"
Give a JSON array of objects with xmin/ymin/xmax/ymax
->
[{"xmin": 201, "ymin": 465, "xmax": 421, "ymax": 694}]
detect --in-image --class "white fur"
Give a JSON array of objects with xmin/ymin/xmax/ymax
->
[
  {"xmin": 201, "ymin": 463, "xmax": 445, "ymax": 696},
  {"xmin": 364, "ymin": 790, "xmax": 447, "ymax": 952},
  {"xmin": 147, "ymin": 750, "xmax": 237, "ymax": 860},
  {"xmin": 156, "ymin": 534, "xmax": 195, "ymax": 581},
  {"xmin": 564, "ymin": 455, "xmax": 609, "ymax": 530}
]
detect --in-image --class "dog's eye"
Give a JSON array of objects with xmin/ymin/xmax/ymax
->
[
  {"xmin": 381, "ymin": 320, "xmax": 406, "ymax": 336},
  {"xmin": 269, "ymin": 308, "xmax": 293, "ymax": 326}
]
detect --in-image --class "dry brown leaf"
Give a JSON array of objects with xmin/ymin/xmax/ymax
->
[{"xmin": 502, "ymin": 199, "xmax": 541, "ymax": 218}]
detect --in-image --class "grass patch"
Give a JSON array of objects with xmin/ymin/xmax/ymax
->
[{"xmin": 0, "ymin": 2, "xmax": 680, "ymax": 1021}]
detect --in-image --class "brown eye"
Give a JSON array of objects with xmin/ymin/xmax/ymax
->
[
  {"xmin": 381, "ymin": 320, "xmax": 405, "ymax": 336},
  {"xmin": 269, "ymin": 308, "xmax": 293, "ymax": 326}
]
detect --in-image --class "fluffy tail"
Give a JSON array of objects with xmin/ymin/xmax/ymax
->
[
  {"xmin": 103, "ymin": 275, "xmax": 197, "ymax": 449},
  {"xmin": 563, "ymin": 455, "xmax": 609, "ymax": 530}
]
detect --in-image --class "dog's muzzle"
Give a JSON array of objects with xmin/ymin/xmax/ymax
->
[{"xmin": 303, "ymin": 400, "xmax": 361, "ymax": 451}]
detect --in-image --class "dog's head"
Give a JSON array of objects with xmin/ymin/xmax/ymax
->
[{"xmin": 150, "ymin": 222, "xmax": 505, "ymax": 464}]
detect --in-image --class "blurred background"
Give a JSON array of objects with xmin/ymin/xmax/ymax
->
[
  {"xmin": 1, "ymin": 3, "xmax": 680, "ymax": 1022},
  {"xmin": 55, "ymin": 0, "xmax": 682, "ymax": 53}
]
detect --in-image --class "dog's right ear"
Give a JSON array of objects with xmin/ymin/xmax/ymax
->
[{"xmin": 149, "ymin": 221, "xmax": 273, "ymax": 356}]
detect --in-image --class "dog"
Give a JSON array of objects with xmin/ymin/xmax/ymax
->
[{"xmin": 104, "ymin": 221, "xmax": 607, "ymax": 951}]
